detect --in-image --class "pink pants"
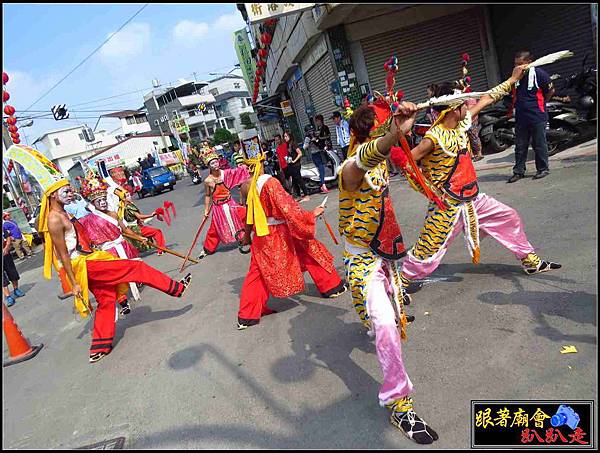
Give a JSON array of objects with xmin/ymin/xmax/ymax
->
[
  {"xmin": 402, "ymin": 193, "xmax": 536, "ymax": 281},
  {"xmin": 365, "ymin": 260, "xmax": 413, "ymax": 405}
]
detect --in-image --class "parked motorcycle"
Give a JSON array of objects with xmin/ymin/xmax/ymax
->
[
  {"xmin": 301, "ymin": 147, "xmax": 341, "ymax": 194},
  {"xmin": 187, "ymin": 163, "xmax": 202, "ymax": 185},
  {"xmin": 478, "ymin": 104, "xmax": 516, "ymax": 154}
]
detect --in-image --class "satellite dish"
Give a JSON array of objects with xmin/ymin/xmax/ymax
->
[{"xmin": 152, "ymin": 79, "xmax": 160, "ymax": 88}]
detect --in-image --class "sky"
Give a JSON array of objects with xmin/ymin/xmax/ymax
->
[{"xmin": 2, "ymin": 3, "xmax": 247, "ymax": 146}]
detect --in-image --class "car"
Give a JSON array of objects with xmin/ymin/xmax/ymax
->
[{"xmin": 138, "ymin": 166, "xmax": 176, "ymax": 198}]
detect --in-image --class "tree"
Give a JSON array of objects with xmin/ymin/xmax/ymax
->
[
  {"xmin": 212, "ymin": 128, "xmax": 234, "ymax": 146},
  {"xmin": 240, "ymin": 112, "xmax": 255, "ymax": 130}
]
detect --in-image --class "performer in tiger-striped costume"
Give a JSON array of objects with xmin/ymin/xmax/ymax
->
[
  {"xmin": 390, "ymin": 65, "xmax": 561, "ymax": 292},
  {"xmin": 338, "ymin": 98, "xmax": 438, "ymax": 444}
]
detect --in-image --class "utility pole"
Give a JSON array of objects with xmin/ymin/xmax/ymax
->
[{"xmin": 2, "ymin": 123, "xmax": 37, "ymax": 214}]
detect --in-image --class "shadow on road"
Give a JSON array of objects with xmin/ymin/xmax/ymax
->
[{"xmin": 478, "ymin": 290, "xmax": 597, "ymax": 344}]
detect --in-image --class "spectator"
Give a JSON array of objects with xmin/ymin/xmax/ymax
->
[
  {"xmin": 284, "ymin": 131, "xmax": 310, "ymax": 202},
  {"xmin": 508, "ymin": 50, "xmax": 555, "ymax": 183},
  {"xmin": 146, "ymin": 153, "xmax": 156, "ymax": 168},
  {"xmin": 3, "ymin": 228, "xmax": 26, "ymax": 307},
  {"xmin": 274, "ymin": 134, "xmax": 291, "ymax": 191},
  {"xmin": 304, "ymin": 117, "xmax": 329, "ymax": 193},
  {"xmin": 425, "ymin": 84, "xmax": 439, "ymax": 124},
  {"xmin": 2, "ymin": 213, "xmax": 32, "ymax": 260},
  {"xmin": 231, "ymin": 141, "xmax": 243, "ymax": 167},
  {"xmin": 331, "ymin": 111, "xmax": 351, "ymax": 160}
]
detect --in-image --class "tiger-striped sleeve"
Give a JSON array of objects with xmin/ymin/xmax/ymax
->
[
  {"xmin": 355, "ymin": 138, "xmax": 387, "ymax": 171},
  {"xmin": 487, "ymin": 79, "xmax": 513, "ymax": 102}
]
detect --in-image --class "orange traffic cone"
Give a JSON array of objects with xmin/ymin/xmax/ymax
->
[{"xmin": 2, "ymin": 302, "xmax": 43, "ymax": 367}]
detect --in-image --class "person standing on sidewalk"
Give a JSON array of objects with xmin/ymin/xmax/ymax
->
[
  {"xmin": 331, "ymin": 111, "xmax": 351, "ymax": 160},
  {"xmin": 274, "ymin": 134, "xmax": 291, "ymax": 192},
  {"xmin": 3, "ymin": 229, "xmax": 26, "ymax": 307},
  {"xmin": 312, "ymin": 115, "xmax": 331, "ymax": 193},
  {"xmin": 284, "ymin": 131, "xmax": 311, "ymax": 202},
  {"xmin": 508, "ymin": 50, "xmax": 555, "ymax": 183},
  {"xmin": 2, "ymin": 212, "xmax": 33, "ymax": 260}
]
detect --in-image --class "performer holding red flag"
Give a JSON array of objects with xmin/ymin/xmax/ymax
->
[{"xmin": 236, "ymin": 145, "xmax": 346, "ymax": 330}]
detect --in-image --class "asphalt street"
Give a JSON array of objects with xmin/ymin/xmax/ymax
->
[{"xmin": 2, "ymin": 148, "xmax": 597, "ymax": 449}]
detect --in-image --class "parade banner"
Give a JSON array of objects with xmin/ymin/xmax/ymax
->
[
  {"xmin": 159, "ymin": 152, "xmax": 180, "ymax": 166},
  {"xmin": 245, "ymin": 3, "xmax": 316, "ymax": 23},
  {"xmin": 233, "ymin": 28, "xmax": 256, "ymax": 93}
]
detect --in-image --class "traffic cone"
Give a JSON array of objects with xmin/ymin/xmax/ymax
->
[{"xmin": 3, "ymin": 302, "xmax": 43, "ymax": 367}]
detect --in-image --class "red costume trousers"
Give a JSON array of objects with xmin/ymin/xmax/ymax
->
[
  {"xmin": 140, "ymin": 225, "xmax": 166, "ymax": 249},
  {"xmin": 86, "ymin": 259, "xmax": 185, "ymax": 355},
  {"xmin": 238, "ymin": 249, "xmax": 343, "ymax": 325},
  {"xmin": 203, "ymin": 218, "xmax": 222, "ymax": 255}
]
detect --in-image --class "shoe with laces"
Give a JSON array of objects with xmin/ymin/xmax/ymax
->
[
  {"xmin": 197, "ymin": 250, "xmax": 208, "ymax": 260},
  {"xmin": 118, "ymin": 300, "xmax": 131, "ymax": 316},
  {"xmin": 13, "ymin": 288, "xmax": 25, "ymax": 298},
  {"xmin": 6, "ymin": 296, "xmax": 16, "ymax": 307},
  {"xmin": 89, "ymin": 352, "xmax": 109, "ymax": 363},
  {"xmin": 386, "ymin": 397, "xmax": 439, "ymax": 444}
]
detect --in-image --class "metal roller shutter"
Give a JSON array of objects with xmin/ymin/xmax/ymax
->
[
  {"xmin": 304, "ymin": 54, "xmax": 340, "ymax": 150},
  {"xmin": 288, "ymin": 79, "xmax": 310, "ymax": 136},
  {"xmin": 490, "ymin": 4, "xmax": 595, "ymax": 85},
  {"xmin": 361, "ymin": 8, "xmax": 490, "ymax": 103}
]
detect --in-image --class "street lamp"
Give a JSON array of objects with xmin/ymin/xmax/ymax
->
[{"xmin": 209, "ymin": 64, "xmax": 241, "ymax": 77}]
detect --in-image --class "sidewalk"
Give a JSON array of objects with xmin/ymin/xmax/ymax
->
[{"xmin": 474, "ymin": 138, "xmax": 597, "ymax": 172}]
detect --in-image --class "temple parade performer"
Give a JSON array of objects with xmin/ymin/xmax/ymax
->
[
  {"xmin": 198, "ymin": 150, "xmax": 249, "ymax": 259},
  {"xmin": 392, "ymin": 65, "xmax": 561, "ymax": 292},
  {"xmin": 120, "ymin": 190, "xmax": 167, "ymax": 255},
  {"xmin": 237, "ymin": 149, "xmax": 346, "ymax": 330},
  {"xmin": 338, "ymin": 97, "xmax": 438, "ymax": 444},
  {"xmin": 4, "ymin": 144, "xmax": 192, "ymax": 364}
]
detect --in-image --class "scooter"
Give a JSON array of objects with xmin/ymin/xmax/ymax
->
[
  {"xmin": 301, "ymin": 146, "xmax": 341, "ymax": 194},
  {"xmin": 187, "ymin": 164, "xmax": 202, "ymax": 185},
  {"xmin": 478, "ymin": 104, "xmax": 516, "ymax": 154}
]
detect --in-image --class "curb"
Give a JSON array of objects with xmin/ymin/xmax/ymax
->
[{"xmin": 475, "ymin": 145, "xmax": 597, "ymax": 172}]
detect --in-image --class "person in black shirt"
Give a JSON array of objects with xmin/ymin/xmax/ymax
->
[
  {"xmin": 284, "ymin": 131, "xmax": 310, "ymax": 202},
  {"xmin": 508, "ymin": 50, "xmax": 555, "ymax": 183}
]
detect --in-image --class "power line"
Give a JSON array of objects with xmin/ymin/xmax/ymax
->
[{"xmin": 21, "ymin": 3, "xmax": 150, "ymax": 114}]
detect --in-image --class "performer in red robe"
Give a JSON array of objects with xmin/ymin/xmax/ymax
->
[{"xmin": 237, "ymin": 154, "xmax": 346, "ymax": 330}]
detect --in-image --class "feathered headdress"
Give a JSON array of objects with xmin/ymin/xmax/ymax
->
[{"xmin": 4, "ymin": 144, "xmax": 68, "ymax": 280}]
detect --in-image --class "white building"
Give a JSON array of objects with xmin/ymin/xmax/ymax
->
[
  {"xmin": 32, "ymin": 125, "xmax": 120, "ymax": 175},
  {"xmin": 204, "ymin": 74, "xmax": 256, "ymax": 135},
  {"xmin": 85, "ymin": 132, "xmax": 175, "ymax": 170},
  {"xmin": 101, "ymin": 109, "xmax": 152, "ymax": 136}
]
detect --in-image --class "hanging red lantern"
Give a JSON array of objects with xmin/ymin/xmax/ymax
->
[
  {"xmin": 3, "ymin": 91, "xmax": 9, "ymax": 102},
  {"xmin": 2, "ymin": 72, "xmax": 8, "ymax": 85},
  {"xmin": 11, "ymin": 131, "xmax": 19, "ymax": 138},
  {"xmin": 4, "ymin": 104, "xmax": 15, "ymax": 115},
  {"xmin": 12, "ymin": 138, "xmax": 20, "ymax": 144},
  {"xmin": 260, "ymin": 32, "xmax": 272, "ymax": 45},
  {"xmin": 258, "ymin": 48, "xmax": 268, "ymax": 58},
  {"xmin": 256, "ymin": 68, "xmax": 264, "ymax": 77},
  {"xmin": 265, "ymin": 18, "xmax": 276, "ymax": 27},
  {"xmin": 8, "ymin": 125, "xmax": 18, "ymax": 133},
  {"xmin": 7, "ymin": 116, "xmax": 17, "ymax": 125}
]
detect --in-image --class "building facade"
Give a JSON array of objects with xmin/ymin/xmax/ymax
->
[
  {"xmin": 102, "ymin": 109, "xmax": 152, "ymax": 137},
  {"xmin": 32, "ymin": 125, "xmax": 120, "ymax": 175},
  {"xmin": 240, "ymin": 4, "xmax": 597, "ymax": 145}
]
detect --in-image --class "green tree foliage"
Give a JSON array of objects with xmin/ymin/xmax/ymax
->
[
  {"xmin": 240, "ymin": 112, "xmax": 255, "ymax": 130},
  {"xmin": 212, "ymin": 128, "xmax": 234, "ymax": 146}
]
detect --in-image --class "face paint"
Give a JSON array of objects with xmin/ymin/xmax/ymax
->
[
  {"xmin": 209, "ymin": 159, "xmax": 220, "ymax": 170},
  {"xmin": 57, "ymin": 185, "xmax": 74, "ymax": 205},
  {"xmin": 93, "ymin": 196, "xmax": 108, "ymax": 211}
]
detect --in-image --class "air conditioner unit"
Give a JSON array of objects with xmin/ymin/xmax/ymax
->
[{"xmin": 82, "ymin": 127, "xmax": 95, "ymax": 143}]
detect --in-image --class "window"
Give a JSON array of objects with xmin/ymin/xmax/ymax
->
[
  {"xmin": 246, "ymin": 97, "xmax": 252, "ymax": 105},
  {"xmin": 172, "ymin": 110, "xmax": 179, "ymax": 119},
  {"xmin": 53, "ymin": 138, "xmax": 61, "ymax": 146},
  {"xmin": 78, "ymin": 133, "xmax": 85, "ymax": 140},
  {"xmin": 209, "ymin": 88, "xmax": 219, "ymax": 96},
  {"xmin": 126, "ymin": 117, "xmax": 136, "ymax": 125},
  {"xmin": 135, "ymin": 115, "xmax": 147, "ymax": 124},
  {"xmin": 226, "ymin": 118, "xmax": 235, "ymax": 129},
  {"xmin": 240, "ymin": 98, "xmax": 246, "ymax": 108},
  {"xmin": 234, "ymin": 82, "xmax": 241, "ymax": 89},
  {"xmin": 188, "ymin": 109, "xmax": 196, "ymax": 117}
]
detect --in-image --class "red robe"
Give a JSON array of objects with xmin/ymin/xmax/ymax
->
[{"xmin": 248, "ymin": 175, "xmax": 339, "ymax": 299}]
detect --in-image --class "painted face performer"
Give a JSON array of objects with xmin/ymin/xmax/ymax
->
[
  {"xmin": 390, "ymin": 65, "xmax": 561, "ymax": 293},
  {"xmin": 197, "ymin": 150, "xmax": 250, "ymax": 259},
  {"xmin": 338, "ymin": 92, "xmax": 438, "ymax": 443},
  {"xmin": 236, "ymin": 146, "xmax": 346, "ymax": 330},
  {"xmin": 4, "ymin": 145, "xmax": 192, "ymax": 364}
]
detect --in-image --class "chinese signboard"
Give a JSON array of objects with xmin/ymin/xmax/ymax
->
[
  {"xmin": 233, "ymin": 28, "xmax": 256, "ymax": 94},
  {"xmin": 245, "ymin": 3, "xmax": 316, "ymax": 23},
  {"xmin": 171, "ymin": 117, "xmax": 189, "ymax": 134},
  {"xmin": 281, "ymin": 100, "xmax": 294, "ymax": 117},
  {"xmin": 472, "ymin": 401, "xmax": 593, "ymax": 448},
  {"xmin": 158, "ymin": 152, "xmax": 181, "ymax": 166}
]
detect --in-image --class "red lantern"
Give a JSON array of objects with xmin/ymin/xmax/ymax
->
[
  {"xmin": 7, "ymin": 116, "xmax": 17, "ymax": 125},
  {"xmin": 2, "ymin": 72, "xmax": 8, "ymax": 84},
  {"xmin": 256, "ymin": 68, "xmax": 263, "ymax": 77},
  {"xmin": 8, "ymin": 125, "xmax": 18, "ymax": 133},
  {"xmin": 260, "ymin": 32, "xmax": 272, "ymax": 45},
  {"xmin": 257, "ymin": 60, "xmax": 266, "ymax": 68},
  {"xmin": 11, "ymin": 131, "xmax": 19, "ymax": 138},
  {"xmin": 4, "ymin": 105, "xmax": 15, "ymax": 115},
  {"xmin": 3, "ymin": 91, "xmax": 9, "ymax": 102},
  {"xmin": 258, "ymin": 48, "xmax": 268, "ymax": 58},
  {"xmin": 12, "ymin": 138, "xmax": 20, "ymax": 144}
]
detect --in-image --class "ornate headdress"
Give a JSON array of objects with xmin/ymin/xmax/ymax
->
[
  {"xmin": 238, "ymin": 134, "xmax": 269, "ymax": 237},
  {"xmin": 203, "ymin": 150, "xmax": 219, "ymax": 166},
  {"xmin": 80, "ymin": 173, "xmax": 109, "ymax": 203},
  {"xmin": 4, "ymin": 144, "xmax": 69, "ymax": 279}
]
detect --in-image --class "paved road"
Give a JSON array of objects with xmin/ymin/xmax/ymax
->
[{"xmin": 3, "ymin": 150, "xmax": 597, "ymax": 449}]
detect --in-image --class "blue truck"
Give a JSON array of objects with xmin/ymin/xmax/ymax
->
[{"xmin": 138, "ymin": 166, "xmax": 176, "ymax": 198}]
